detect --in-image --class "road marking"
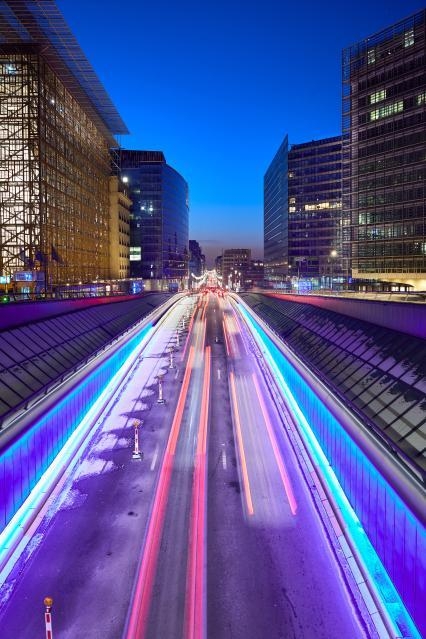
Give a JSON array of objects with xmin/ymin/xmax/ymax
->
[
  {"xmin": 150, "ymin": 444, "xmax": 159, "ymax": 471},
  {"xmin": 217, "ymin": 368, "xmax": 221, "ymax": 380},
  {"xmin": 221, "ymin": 446, "xmax": 227, "ymax": 470},
  {"xmin": 174, "ymin": 369, "xmax": 179, "ymax": 380}
]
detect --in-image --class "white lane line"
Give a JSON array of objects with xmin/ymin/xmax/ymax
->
[
  {"xmin": 217, "ymin": 368, "xmax": 221, "ymax": 380},
  {"xmin": 150, "ymin": 444, "xmax": 159, "ymax": 471},
  {"xmin": 221, "ymin": 446, "xmax": 227, "ymax": 470},
  {"xmin": 174, "ymin": 369, "xmax": 179, "ymax": 380}
]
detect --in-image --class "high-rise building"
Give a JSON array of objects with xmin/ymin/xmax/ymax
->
[
  {"xmin": 264, "ymin": 134, "xmax": 343, "ymax": 289},
  {"xmin": 264, "ymin": 136, "xmax": 289, "ymax": 286},
  {"xmin": 0, "ymin": 1, "xmax": 128, "ymax": 286},
  {"xmin": 222, "ymin": 248, "xmax": 251, "ymax": 290},
  {"xmin": 342, "ymin": 9, "xmax": 426, "ymax": 289},
  {"xmin": 288, "ymin": 137, "xmax": 343, "ymax": 285},
  {"xmin": 120, "ymin": 151, "xmax": 189, "ymax": 285}
]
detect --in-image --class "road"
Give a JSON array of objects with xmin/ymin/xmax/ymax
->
[{"xmin": 0, "ymin": 292, "xmax": 369, "ymax": 638}]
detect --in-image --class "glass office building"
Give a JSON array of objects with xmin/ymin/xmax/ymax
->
[
  {"xmin": 342, "ymin": 9, "xmax": 426, "ymax": 289},
  {"xmin": 120, "ymin": 151, "xmax": 189, "ymax": 283},
  {"xmin": 288, "ymin": 137, "xmax": 343, "ymax": 285},
  {"xmin": 0, "ymin": 1, "xmax": 128, "ymax": 286},
  {"xmin": 264, "ymin": 135, "xmax": 289, "ymax": 286},
  {"xmin": 264, "ymin": 134, "xmax": 343, "ymax": 289}
]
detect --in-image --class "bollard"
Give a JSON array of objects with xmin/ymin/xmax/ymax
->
[
  {"xmin": 169, "ymin": 346, "xmax": 175, "ymax": 369},
  {"xmin": 156, "ymin": 374, "xmax": 165, "ymax": 404},
  {"xmin": 132, "ymin": 419, "xmax": 143, "ymax": 460},
  {"xmin": 44, "ymin": 597, "xmax": 53, "ymax": 639}
]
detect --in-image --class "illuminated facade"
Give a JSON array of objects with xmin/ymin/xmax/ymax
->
[
  {"xmin": 0, "ymin": 2, "xmax": 128, "ymax": 286},
  {"xmin": 222, "ymin": 248, "xmax": 251, "ymax": 289},
  {"xmin": 109, "ymin": 177, "xmax": 131, "ymax": 280},
  {"xmin": 288, "ymin": 137, "xmax": 343, "ymax": 283},
  {"xmin": 342, "ymin": 9, "xmax": 426, "ymax": 289},
  {"xmin": 120, "ymin": 150, "xmax": 189, "ymax": 283}
]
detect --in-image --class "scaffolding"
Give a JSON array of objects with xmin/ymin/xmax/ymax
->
[{"xmin": 0, "ymin": 1, "xmax": 128, "ymax": 287}]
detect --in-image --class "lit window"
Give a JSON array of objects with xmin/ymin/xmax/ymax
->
[
  {"xmin": 130, "ymin": 247, "xmax": 141, "ymax": 261},
  {"xmin": 370, "ymin": 101, "xmax": 403, "ymax": 121},
  {"xmin": 370, "ymin": 89, "xmax": 386, "ymax": 104},
  {"xmin": 367, "ymin": 49, "xmax": 375, "ymax": 64},
  {"xmin": 289, "ymin": 207, "xmax": 296, "ymax": 213},
  {"xmin": 404, "ymin": 28, "xmax": 414, "ymax": 48},
  {"xmin": 417, "ymin": 92, "xmax": 426, "ymax": 106},
  {"xmin": 289, "ymin": 197, "xmax": 296, "ymax": 204}
]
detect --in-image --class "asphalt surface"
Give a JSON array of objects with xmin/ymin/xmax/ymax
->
[{"xmin": 0, "ymin": 291, "xmax": 370, "ymax": 638}]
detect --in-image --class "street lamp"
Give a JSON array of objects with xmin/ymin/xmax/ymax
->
[{"xmin": 330, "ymin": 250, "xmax": 338, "ymax": 292}]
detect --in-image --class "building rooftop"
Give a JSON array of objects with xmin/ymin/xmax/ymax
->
[{"xmin": 0, "ymin": 0, "xmax": 128, "ymax": 141}]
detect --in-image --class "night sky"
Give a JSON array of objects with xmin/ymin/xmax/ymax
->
[{"xmin": 58, "ymin": 0, "xmax": 424, "ymax": 264}]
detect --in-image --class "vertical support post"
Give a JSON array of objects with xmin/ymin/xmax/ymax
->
[
  {"xmin": 156, "ymin": 374, "xmax": 165, "ymax": 404},
  {"xmin": 132, "ymin": 419, "xmax": 142, "ymax": 460},
  {"xmin": 169, "ymin": 346, "xmax": 175, "ymax": 369},
  {"xmin": 44, "ymin": 597, "xmax": 53, "ymax": 639}
]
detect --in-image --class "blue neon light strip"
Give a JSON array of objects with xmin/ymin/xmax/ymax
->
[
  {"xmin": 238, "ymin": 303, "xmax": 422, "ymax": 639},
  {"xmin": 0, "ymin": 323, "xmax": 153, "ymax": 564}
]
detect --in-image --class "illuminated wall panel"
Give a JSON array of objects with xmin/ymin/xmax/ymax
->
[
  {"xmin": 0, "ymin": 324, "xmax": 151, "ymax": 532},
  {"xmin": 242, "ymin": 307, "xmax": 425, "ymax": 637}
]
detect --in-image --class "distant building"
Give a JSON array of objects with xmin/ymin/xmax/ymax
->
[
  {"xmin": 189, "ymin": 240, "xmax": 205, "ymax": 277},
  {"xmin": 222, "ymin": 248, "xmax": 251, "ymax": 289},
  {"xmin": 215, "ymin": 255, "xmax": 223, "ymax": 276},
  {"xmin": 120, "ymin": 151, "xmax": 189, "ymax": 285},
  {"xmin": 342, "ymin": 9, "xmax": 426, "ymax": 290},
  {"xmin": 0, "ymin": 1, "xmax": 128, "ymax": 286},
  {"xmin": 246, "ymin": 259, "xmax": 264, "ymax": 288},
  {"xmin": 109, "ymin": 177, "xmax": 131, "ymax": 280},
  {"xmin": 264, "ymin": 134, "xmax": 342, "ymax": 289}
]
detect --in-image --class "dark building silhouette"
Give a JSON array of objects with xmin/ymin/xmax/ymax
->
[
  {"xmin": 189, "ymin": 240, "xmax": 205, "ymax": 277},
  {"xmin": 342, "ymin": 9, "xmax": 426, "ymax": 290},
  {"xmin": 120, "ymin": 151, "xmax": 189, "ymax": 284}
]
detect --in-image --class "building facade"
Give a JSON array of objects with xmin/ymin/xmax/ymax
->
[
  {"xmin": 288, "ymin": 137, "xmax": 343, "ymax": 286},
  {"xmin": 264, "ymin": 134, "xmax": 343, "ymax": 289},
  {"xmin": 222, "ymin": 248, "xmax": 251, "ymax": 290},
  {"xmin": 264, "ymin": 135, "xmax": 289, "ymax": 286},
  {"xmin": 0, "ymin": 2, "xmax": 128, "ymax": 287},
  {"xmin": 189, "ymin": 240, "xmax": 205, "ymax": 277},
  {"xmin": 120, "ymin": 151, "xmax": 189, "ymax": 285},
  {"xmin": 342, "ymin": 9, "xmax": 426, "ymax": 289},
  {"xmin": 108, "ymin": 177, "xmax": 131, "ymax": 280}
]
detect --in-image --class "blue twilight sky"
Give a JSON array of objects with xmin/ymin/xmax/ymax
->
[{"xmin": 58, "ymin": 0, "xmax": 424, "ymax": 264}]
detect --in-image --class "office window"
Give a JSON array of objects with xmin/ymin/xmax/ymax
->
[
  {"xmin": 404, "ymin": 28, "xmax": 414, "ymax": 48},
  {"xmin": 370, "ymin": 89, "xmax": 386, "ymax": 105},
  {"xmin": 370, "ymin": 101, "xmax": 404, "ymax": 121}
]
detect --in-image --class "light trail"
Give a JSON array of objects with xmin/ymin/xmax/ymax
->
[
  {"xmin": 181, "ymin": 307, "xmax": 196, "ymax": 361},
  {"xmin": 125, "ymin": 346, "xmax": 196, "ymax": 639},
  {"xmin": 252, "ymin": 373, "xmax": 298, "ymax": 516},
  {"xmin": 222, "ymin": 319, "xmax": 231, "ymax": 357},
  {"xmin": 229, "ymin": 371, "xmax": 254, "ymax": 517},
  {"xmin": 185, "ymin": 346, "xmax": 211, "ymax": 639}
]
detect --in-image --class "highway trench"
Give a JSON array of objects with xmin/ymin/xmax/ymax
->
[{"xmin": 0, "ymin": 292, "xmax": 370, "ymax": 638}]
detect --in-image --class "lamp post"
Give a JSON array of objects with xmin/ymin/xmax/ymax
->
[{"xmin": 330, "ymin": 250, "xmax": 338, "ymax": 292}]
